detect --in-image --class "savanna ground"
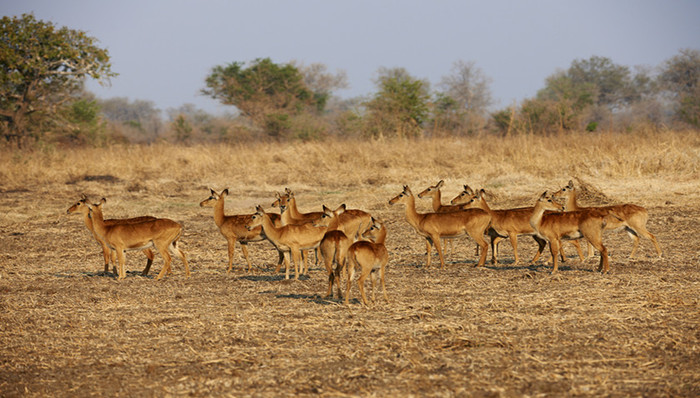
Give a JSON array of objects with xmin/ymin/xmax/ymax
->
[{"xmin": 1, "ymin": 132, "xmax": 699, "ymax": 397}]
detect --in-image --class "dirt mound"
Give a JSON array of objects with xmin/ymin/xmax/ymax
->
[{"xmin": 571, "ymin": 176, "xmax": 614, "ymax": 206}]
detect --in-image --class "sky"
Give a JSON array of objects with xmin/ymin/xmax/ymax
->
[{"xmin": 3, "ymin": 0, "xmax": 700, "ymax": 115}]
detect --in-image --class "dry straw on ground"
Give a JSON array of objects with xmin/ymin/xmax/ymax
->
[{"xmin": 1, "ymin": 131, "xmax": 699, "ymax": 396}]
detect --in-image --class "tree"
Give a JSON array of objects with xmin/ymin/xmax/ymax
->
[
  {"xmin": 202, "ymin": 58, "xmax": 325, "ymax": 138},
  {"xmin": 0, "ymin": 14, "xmax": 115, "ymax": 147},
  {"xmin": 434, "ymin": 60, "xmax": 493, "ymax": 135},
  {"xmin": 531, "ymin": 56, "xmax": 645, "ymax": 132},
  {"xmin": 293, "ymin": 61, "xmax": 348, "ymax": 110},
  {"xmin": 438, "ymin": 61, "xmax": 492, "ymax": 114},
  {"xmin": 364, "ymin": 67, "xmax": 430, "ymax": 138},
  {"xmin": 567, "ymin": 56, "xmax": 638, "ymax": 109},
  {"xmin": 660, "ymin": 48, "xmax": 700, "ymax": 127},
  {"xmin": 98, "ymin": 97, "xmax": 162, "ymax": 141}
]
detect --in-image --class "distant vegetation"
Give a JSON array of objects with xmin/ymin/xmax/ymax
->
[{"xmin": 1, "ymin": 14, "xmax": 699, "ymax": 149}]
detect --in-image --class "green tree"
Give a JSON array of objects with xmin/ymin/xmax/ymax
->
[
  {"xmin": 202, "ymin": 58, "xmax": 324, "ymax": 138},
  {"xmin": 0, "ymin": 14, "xmax": 115, "ymax": 147},
  {"xmin": 58, "ymin": 97, "xmax": 105, "ymax": 145},
  {"xmin": 531, "ymin": 56, "xmax": 642, "ymax": 133},
  {"xmin": 365, "ymin": 67, "xmax": 430, "ymax": 138},
  {"xmin": 567, "ymin": 56, "xmax": 638, "ymax": 109}
]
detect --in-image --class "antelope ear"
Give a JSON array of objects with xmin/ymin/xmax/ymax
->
[
  {"xmin": 568, "ymin": 180, "xmax": 574, "ymax": 187},
  {"xmin": 99, "ymin": 198, "xmax": 107, "ymax": 205},
  {"xmin": 539, "ymin": 191, "xmax": 548, "ymax": 200},
  {"xmin": 221, "ymin": 189, "xmax": 229, "ymax": 196},
  {"xmin": 479, "ymin": 188, "xmax": 486, "ymax": 196},
  {"xmin": 437, "ymin": 180, "xmax": 445, "ymax": 188},
  {"xmin": 255, "ymin": 205, "xmax": 264, "ymax": 212},
  {"xmin": 209, "ymin": 188, "xmax": 216, "ymax": 195}
]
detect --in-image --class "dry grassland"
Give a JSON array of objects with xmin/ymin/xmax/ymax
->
[{"xmin": 1, "ymin": 131, "xmax": 699, "ymax": 396}]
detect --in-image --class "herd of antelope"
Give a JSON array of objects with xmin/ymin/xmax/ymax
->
[{"xmin": 67, "ymin": 180, "xmax": 662, "ymax": 305}]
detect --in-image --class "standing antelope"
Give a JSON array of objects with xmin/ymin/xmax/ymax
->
[
  {"xmin": 345, "ymin": 217, "xmax": 389, "ymax": 306},
  {"xmin": 67, "ymin": 197, "xmax": 155, "ymax": 276},
  {"xmin": 552, "ymin": 180, "xmax": 662, "ymax": 259},
  {"xmin": 200, "ymin": 188, "xmax": 284, "ymax": 273},
  {"xmin": 319, "ymin": 229, "xmax": 351, "ymax": 299},
  {"xmin": 274, "ymin": 188, "xmax": 373, "ymax": 269},
  {"xmin": 389, "ymin": 185, "xmax": 491, "ymax": 269},
  {"xmin": 280, "ymin": 188, "xmax": 324, "ymax": 222},
  {"xmin": 417, "ymin": 180, "xmax": 473, "ymax": 256},
  {"xmin": 451, "ymin": 187, "xmax": 585, "ymax": 265},
  {"xmin": 451, "ymin": 188, "xmax": 570, "ymax": 265},
  {"xmin": 317, "ymin": 203, "xmax": 362, "ymax": 300},
  {"xmin": 246, "ymin": 204, "xmax": 341, "ymax": 280},
  {"xmin": 88, "ymin": 198, "xmax": 189, "ymax": 280},
  {"xmin": 529, "ymin": 191, "xmax": 618, "ymax": 274}
]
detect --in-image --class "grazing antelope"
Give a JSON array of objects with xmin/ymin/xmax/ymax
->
[
  {"xmin": 88, "ymin": 198, "xmax": 189, "ymax": 280},
  {"xmin": 389, "ymin": 185, "xmax": 491, "ymax": 269},
  {"xmin": 200, "ymin": 188, "xmax": 284, "ymax": 273},
  {"xmin": 552, "ymin": 180, "xmax": 662, "ymax": 259},
  {"xmin": 530, "ymin": 191, "xmax": 618, "ymax": 274},
  {"xmin": 67, "ymin": 196, "xmax": 155, "ymax": 275},
  {"xmin": 345, "ymin": 217, "xmax": 389, "ymax": 306},
  {"xmin": 246, "ymin": 204, "xmax": 341, "ymax": 280}
]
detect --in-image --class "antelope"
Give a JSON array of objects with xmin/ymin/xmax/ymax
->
[
  {"xmin": 552, "ymin": 180, "xmax": 662, "ymax": 259},
  {"xmin": 417, "ymin": 180, "xmax": 473, "ymax": 256},
  {"xmin": 345, "ymin": 217, "xmax": 389, "ymax": 306},
  {"xmin": 200, "ymin": 188, "xmax": 285, "ymax": 273},
  {"xmin": 319, "ymin": 229, "xmax": 351, "ymax": 299},
  {"xmin": 88, "ymin": 198, "xmax": 189, "ymax": 280},
  {"xmin": 418, "ymin": 180, "xmax": 472, "ymax": 213},
  {"xmin": 529, "ymin": 191, "xmax": 619, "ymax": 274},
  {"xmin": 280, "ymin": 188, "xmax": 324, "ymax": 222},
  {"xmin": 389, "ymin": 185, "xmax": 491, "ymax": 269},
  {"xmin": 67, "ymin": 196, "xmax": 155, "ymax": 276},
  {"xmin": 317, "ymin": 203, "xmax": 361, "ymax": 300},
  {"xmin": 274, "ymin": 189, "xmax": 373, "ymax": 267},
  {"xmin": 451, "ymin": 187, "xmax": 585, "ymax": 265},
  {"xmin": 245, "ymin": 204, "xmax": 341, "ymax": 280},
  {"xmin": 451, "ymin": 186, "xmax": 585, "ymax": 265}
]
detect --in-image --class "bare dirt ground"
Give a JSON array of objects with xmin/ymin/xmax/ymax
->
[{"xmin": 1, "ymin": 176, "xmax": 699, "ymax": 397}]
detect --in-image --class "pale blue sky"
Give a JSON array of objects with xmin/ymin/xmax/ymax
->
[{"xmin": 3, "ymin": 1, "xmax": 699, "ymax": 115}]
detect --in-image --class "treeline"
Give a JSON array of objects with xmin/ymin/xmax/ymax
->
[{"xmin": 2, "ymin": 14, "xmax": 699, "ymax": 148}]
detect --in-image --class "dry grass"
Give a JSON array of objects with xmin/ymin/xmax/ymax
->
[{"xmin": 1, "ymin": 131, "xmax": 699, "ymax": 396}]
